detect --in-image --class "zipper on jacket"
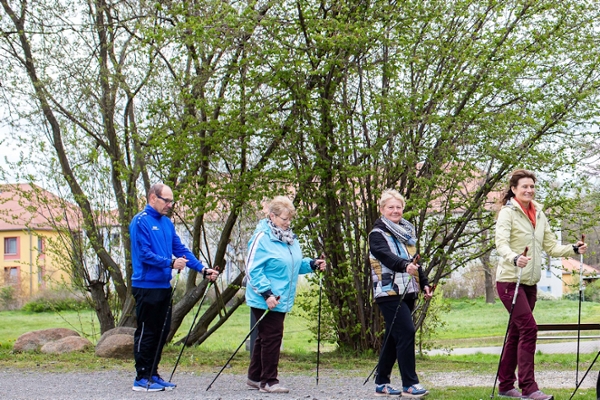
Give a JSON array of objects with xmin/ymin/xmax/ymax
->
[
  {"xmin": 518, "ymin": 205, "xmax": 537, "ymax": 284},
  {"xmin": 391, "ymin": 235, "xmax": 415, "ymax": 296},
  {"xmin": 286, "ymin": 246, "xmax": 294, "ymax": 312}
]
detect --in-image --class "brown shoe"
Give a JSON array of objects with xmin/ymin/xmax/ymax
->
[
  {"xmin": 499, "ymin": 388, "xmax": 522, "ymax": 398},
  {"xmin": 523, "ymin": 390, "xmax": 553, "ymax": 400}
]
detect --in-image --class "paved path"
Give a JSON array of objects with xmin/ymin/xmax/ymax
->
[
  {"xmin": 427, "ymin": 339, "xmax": 600, "ymax": 356},
  {"xmin": 2, "ymin": 341, "xmax": 600, "ymax": 399},
  {"xmin": 0, "ymin": 368, "xmax": 596, "ymax": 400}
]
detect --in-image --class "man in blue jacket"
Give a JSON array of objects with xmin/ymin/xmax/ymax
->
[{"xmin": 130, "ymin": 183, "xmax": 218, "ymax": 392}]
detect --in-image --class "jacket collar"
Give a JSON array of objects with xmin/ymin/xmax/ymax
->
[
  {"xmin": 144, "ymin": 204, "xmax": 162, "ymax": 219},
  {"xmin": 506, "ymin": 199, "xmax": 542, "ymax": 216}
]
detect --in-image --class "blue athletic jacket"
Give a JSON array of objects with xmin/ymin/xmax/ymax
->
[
  {"xmin": 245, "ymin": 219, "xmax": 313, "ymax": 313},
  {"xmin": 130, "ymin": 205, "xmax": 205, "ymax": 289}
]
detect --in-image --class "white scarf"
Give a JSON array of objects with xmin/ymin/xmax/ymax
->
[{"xmin": 267, "ymin": 219, "xmax": 296, "ymax": 245}]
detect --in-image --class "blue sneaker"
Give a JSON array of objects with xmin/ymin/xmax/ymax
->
[
  {"xmin": 375, "ymin": 384, "xmax": 402, "ymax": 396},
  {"xmin": 152, "ymin": 375, "xmax": 177, "ymax": 390},
  {"xmin": 402, "ymin": 383, "xmax": 429, "ymax": 398},
  {"xmin": 132, "ymin": 377, "xmax": 164, "ymax": 392}
]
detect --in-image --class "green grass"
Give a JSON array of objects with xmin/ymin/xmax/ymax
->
[
  {"xmin": 428, "ymin": 387, "xmax": 597, "ymax": 399},
  {"xmin": 0, "ymin": 309, "xmax": 100, "ymax": 346},
  {"xmin": 433, "ymin": 297, "xmax": 600, "ymax": 347},
  {"xmin": 1, "ymin": 297, "xmax": 599, "ymax": 399}
]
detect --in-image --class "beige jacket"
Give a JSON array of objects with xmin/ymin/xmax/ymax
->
[{"xmin": 495, "ymin": 199, "xmax": 575, "ymax": 286}]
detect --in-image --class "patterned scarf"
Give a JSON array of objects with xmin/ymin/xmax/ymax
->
[
  {"xmin": 381, "ymin": 216, "xmax": 417, "ymax": 246},
  {"xmin": 267, "ymin": 219, "xmax": 296, "ymax": 245}
]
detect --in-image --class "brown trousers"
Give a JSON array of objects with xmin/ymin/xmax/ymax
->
[{"xmin": 247, "ymin": 307, "xmax": 286, "ymax": 387}]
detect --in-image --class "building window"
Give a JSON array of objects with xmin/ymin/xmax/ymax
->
[
  {"xmin": 3, "ymin": 237, "xmax": 19, "ymax": 259},
  {"xmin": 37, "ymin": 237, "xmax": 45, "ymax": 259},
  {"xmin": 38, "ymin": 266, "xmax": 46, "ymax": 290},
  {"xmin": 4, "ymin": 266, "xmax": 19, "ymax": 286},
  {"xmin": 110, "ymin": 232, "xmax": 120, "ymax": 248},
  {"xmin": 539, "ymin": 285, "xmax": 552, "ymax": 293}
]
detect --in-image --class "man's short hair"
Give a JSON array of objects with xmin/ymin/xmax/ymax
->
[{"xmin": 147, "ymin": 183, "xmax": 164, "ymax": 201}]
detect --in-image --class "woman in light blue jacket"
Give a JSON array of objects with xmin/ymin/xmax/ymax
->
[{"xmin": 245, "ymin": 196, "xmax": 326, "ymax": 394}]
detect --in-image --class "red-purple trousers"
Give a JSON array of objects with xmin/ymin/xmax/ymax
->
[{"xmin": 496, "ymin": 281, "xmax": 539, "ymax": 396}]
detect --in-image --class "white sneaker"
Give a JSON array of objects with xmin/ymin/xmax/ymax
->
[
  {"xmin": 247, "ymin": 379, "xmax": 260, "ymax": 390},
  {"xmin": 260, "ymin": 383, "xmax": 289, "ymax": 393}
]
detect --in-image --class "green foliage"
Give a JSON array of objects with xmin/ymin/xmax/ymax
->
[
  {"xmin": 0, "ymin": 286, "xmax": 18, "ymax": 311},
  {"xmin": 22, "ymin": 291, "xmax": 90, "ymax": 313},
  {"xmin": 415, "ymin": 289, "xmax": 450, "ymax": 353},
  {"xmin": 294, "ymin": 277, "xmax": 337, "ymax": 345},
  {"xmin": 2, "ymin": 0, "xmax": 600, "ymax": 354},
  {"xmin": 583, "ymin": 280, "xmax": 600, "ymax": 303}
]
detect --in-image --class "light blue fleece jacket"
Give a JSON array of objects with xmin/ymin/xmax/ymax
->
[
  {"xmin": 130, "ymin": 205, "xmax": 205, "ymax": 289},
  {"xmin": 245, "ymin": 219, "xmax": 313, "ymax": 313}
]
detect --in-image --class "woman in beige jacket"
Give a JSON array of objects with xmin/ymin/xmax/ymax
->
[{"xmin": 495, "ymin": 169, "xmax": 587, "ymax": 400}]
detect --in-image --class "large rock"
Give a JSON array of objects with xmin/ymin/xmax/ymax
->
[
  {"xmin": 95, "ymin": 334, "xmax": 134, "ymax": 359},
  {"xmin": 41, "ymin": 336, "xmax": 92, "ymax": 354},
  {"xmin": 96, "ymin": 326, "xmax": 136, "ymax": 348},
  {"xmin": 13, "ymin": 328, "xmax": 80, "ymax": 352}
]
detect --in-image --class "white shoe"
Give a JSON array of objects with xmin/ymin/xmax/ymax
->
[
  {"xmin": 260, "ymin": 383, "xmax": 289, "ymax": 393},
  {"xmin": 246, "ymin": 379, "xmax": 260, "ymax": 390}
]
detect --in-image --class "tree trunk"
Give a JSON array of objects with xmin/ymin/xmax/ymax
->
[
  {"xmin": 482, "ymin": 250, "xmax": 496, "ymax": 304},
  {"xmin": 88, "ymin": 280, "xmax": 115, "ymax": 333}
]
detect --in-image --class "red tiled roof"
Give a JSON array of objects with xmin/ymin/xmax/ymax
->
[
  {"xmin": 561, "ymin": 257, "xmax": 599, "ymax": 277},
  {"xmin": 0, "ymin": 183, "xmax": 81, "ymax": 232}
]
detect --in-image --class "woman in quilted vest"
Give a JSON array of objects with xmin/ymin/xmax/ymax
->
[{"xmin": 369, "ymin": 189, "xmax": 432, "ymax": 398}]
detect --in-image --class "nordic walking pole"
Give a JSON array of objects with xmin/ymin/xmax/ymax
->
[
  {"xmin": 169, "ymin": 267, "xmax": 218, "ymax": 382},
  {"xmin": 490, "ymin": 247, "xmax": 528, "ymax": 399},
  {"xmin": 150, "ymin": 267, "xmax": 182, "ymax": 382},
  {"xmin": 569, "ymin": 349, "xmax": 600, "ymax": 400},
  {"xmin": 206, "ymin": 296, "xmax": 281, "ymax": 391},
  {"xmin": 575, "ymin": 234, "xmax": 586, "ymax": 386},
  {"xmin": 316, "ymin": 253, "xmax": 325, "ymax": 385},
  {"xmin": 363, "ymin": 254, "xmax": 420, "ymax": 385}
]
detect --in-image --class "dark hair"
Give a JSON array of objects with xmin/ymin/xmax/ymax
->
[
  {"xmin": 500, "ymin": 169, "xmax": 536, "ymax": 205},
  {"xmin": 147, "ymin": 183, "xmax": 165, "ymax": 201}
]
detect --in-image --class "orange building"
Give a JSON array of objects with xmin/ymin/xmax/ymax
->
[
  {"xmin": 0, "ymin": 183, "xmax": 79, "ymax": 299},
  {"xmin": 561, "ymin": 257, "xmax": 599, "ymax": 295}
]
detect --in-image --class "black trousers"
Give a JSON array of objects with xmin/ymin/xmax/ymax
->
[
  {"xmin": 133, "ymin": 287, "xmax": 172, "ymax": 379},
  {"xmin": 375, "ymin": 298, "xmax": 419, "ymax": 388}
]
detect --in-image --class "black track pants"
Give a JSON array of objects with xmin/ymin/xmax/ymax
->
[{"xmin": 132, "ymin": 287, "xmax": 172, "ymax": 379}]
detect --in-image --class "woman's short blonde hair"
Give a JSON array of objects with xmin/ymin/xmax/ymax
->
[
  {"xmin": 378, "ymin": 189, "xmax": 406, "ymax": 211},
  {"xmin": 268, "ymin": 196, "xmax": 296, "ymax": 218}
]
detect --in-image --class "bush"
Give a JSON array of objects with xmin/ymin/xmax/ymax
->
[
  {"xmin": 294, "ymin": 277, "xmax": 337, "ymax": 345},
  {"xmin": 22, "ymin": 290, "xmax": 90, "ymax": 312},
  {"xmin": 584, "ymin": 280, "xmax": 600, "ymax": 302},
  {"xmin": 416, "ymin": 288, "xmax": 450, "ymax": 353},
  {"xmin": 537, "ymin": 290, "xmax": 558, "ymax": 301},
  {"xmin": 0, "ymin": 285, "xmax": 20, "ymax": 311}
]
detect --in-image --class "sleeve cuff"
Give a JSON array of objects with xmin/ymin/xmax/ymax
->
[{"xmin": 261, "ymin": 289, "xmax": 274, "ymax": 300}]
